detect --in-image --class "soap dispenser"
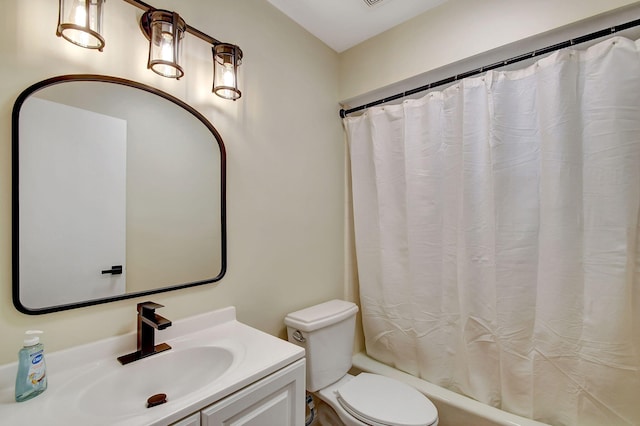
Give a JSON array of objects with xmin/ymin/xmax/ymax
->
[{"xmin": 15, "ymin": 330, "xmax": 47, "ymax": 402}]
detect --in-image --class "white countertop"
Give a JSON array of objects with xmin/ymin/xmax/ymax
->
[{"xmin": 0, "ymin": 307, "xmax": 304, "ymax": 425}]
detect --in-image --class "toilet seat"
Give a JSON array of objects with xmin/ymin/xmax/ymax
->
[{"xmin": 335, "ymin": 373, "xmax": 438, "ymax": 426}]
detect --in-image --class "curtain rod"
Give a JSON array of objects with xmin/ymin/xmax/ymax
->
[{"xmin": 339, "ymin": 17, "xmax": 640, "ymax": 118}]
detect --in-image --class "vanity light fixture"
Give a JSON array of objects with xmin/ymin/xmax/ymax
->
[
  {"xmin": 55, "ymin": 0, "xmax": 243, "ymax": 99},
  {"xmin": 56, "ymin": 0, "xmax": 106, "ymax": 51}
]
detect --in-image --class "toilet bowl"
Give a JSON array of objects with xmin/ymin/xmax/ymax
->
[
  {"xmin": 285, "ymin": 300, "xmax": 438, "ymax": 426},
  {"xmin": 317, "ymin": 373, "xmax": 438, "ymax": 426}
]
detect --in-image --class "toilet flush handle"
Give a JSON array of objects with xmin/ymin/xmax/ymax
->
[{"xmin": 292, "ymin": 330, "xmax": 306, "ymax": 343}]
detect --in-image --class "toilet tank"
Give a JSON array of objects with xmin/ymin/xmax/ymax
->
[{"xmin": 285, "ymin": 300, "xmax": 359, "ymax": 392}]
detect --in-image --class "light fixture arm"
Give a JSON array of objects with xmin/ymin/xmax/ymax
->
[{"xmin": 121, "ymin": 0, "xmax": 223, "ymax": 46}]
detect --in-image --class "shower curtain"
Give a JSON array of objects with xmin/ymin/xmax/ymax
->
[{"xmin": 344, "ymin": 36, "xmax": 640, "ymax": 426}]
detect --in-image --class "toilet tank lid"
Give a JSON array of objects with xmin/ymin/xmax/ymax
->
[{"xmin": 285, "ymin": 300, "xmax": 359, "ymax": 332}]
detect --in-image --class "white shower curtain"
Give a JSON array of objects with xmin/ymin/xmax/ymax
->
[{"xmin": 345, "ymin": 36, "xmax": 640, "ymax": 426}]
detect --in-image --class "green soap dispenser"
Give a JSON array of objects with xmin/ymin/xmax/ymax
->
[{"xmin": 15, "ymin": 330, "xmax": 47, "ymax": 402}]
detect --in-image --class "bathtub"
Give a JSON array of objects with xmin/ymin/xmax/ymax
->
[{"xmin": 351, "ymin": 352, "xmax": 551, "ymax": 426}]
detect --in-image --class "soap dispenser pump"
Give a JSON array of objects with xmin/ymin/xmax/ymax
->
[{"xmin": 15, "ymin": 330, "xmax": 47, "ymax": 402}]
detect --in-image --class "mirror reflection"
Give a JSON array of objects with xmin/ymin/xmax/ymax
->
[{"xmin": 13, "ymin": 75, "xmax": 226, "ymax": 314}]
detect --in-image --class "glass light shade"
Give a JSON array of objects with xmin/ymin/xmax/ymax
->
[
  {"xmin": 57, "ymin": 0, "xmax": 106, "ymax": 50},
  {"xmin": 212, "ymin": 44, "xmax": 242, "ymax": 100},
  {"xmin": 146, "ymin": 10, "xmax": 186, "ymax": 80}
]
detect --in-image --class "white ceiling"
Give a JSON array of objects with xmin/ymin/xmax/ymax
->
[{"xmin": 266, "ymin": 0, "xmax": 448, "ymax": 53}]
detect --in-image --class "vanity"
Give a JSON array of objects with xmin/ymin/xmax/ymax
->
[{"xmin": 0, "ymin": 306, "xmax": 305, "ymax": 425}]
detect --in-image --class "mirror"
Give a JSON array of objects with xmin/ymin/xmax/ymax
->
[{"xmin": 12, "ymin": 75, "xmax": 227, "ymax": 314}]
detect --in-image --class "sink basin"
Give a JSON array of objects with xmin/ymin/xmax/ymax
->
[{"xmin": 73, "ymin": 346, "xmax": 234, "ymax": 417}]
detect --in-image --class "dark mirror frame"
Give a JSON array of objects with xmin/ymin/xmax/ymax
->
[{"xmin": 12, "ymin": 74, "xmax": 227, "ymax": 314}]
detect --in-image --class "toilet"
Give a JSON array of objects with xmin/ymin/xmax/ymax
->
[{"xmin": 285, "ymin": 300, "xmax": 439, "ymax": 426}]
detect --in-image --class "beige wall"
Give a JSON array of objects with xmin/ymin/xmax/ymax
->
[
  {"xmin": 0, "ymin": 0, "xmax": 344, "ymax": 364},
  {"xmin": 339, "ymin": 0, "xmax": 640, "ymax": 102}
]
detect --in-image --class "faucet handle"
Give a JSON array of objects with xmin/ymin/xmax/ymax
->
[{"xmin": 137, "ymin": 301, "xmax": 164, "ymax": 313}]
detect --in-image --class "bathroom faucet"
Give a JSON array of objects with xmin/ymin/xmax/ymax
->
[{"xmin": 117, "ymin": 301, "xmax": 172, "ymax": 365}]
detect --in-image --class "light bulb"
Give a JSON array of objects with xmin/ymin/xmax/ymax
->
[
  {"xmin": 159, "ymin": 33, "xmax": 174, "ymax": 61},
  {"xmin": 72, "ymin": 2, "xmax": 86, "ymax": 25},
  {"xmin": 222, "ymin": 64, "xmax": 235, "ymax": 87},
  {"xmin": 71, "ymin": 4, "xmax": 90, "ymax": 46},
  {"xmin": 152, "ymin": 32, "xmax": 178, "ymax": 77}
]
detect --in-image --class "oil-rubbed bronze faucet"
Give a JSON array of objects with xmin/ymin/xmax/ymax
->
[{"xmin": 117, "ymin": 301, "xmax": 172, "ymax": 365}]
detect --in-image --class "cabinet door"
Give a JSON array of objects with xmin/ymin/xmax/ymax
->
[
  {"xmin": 172, "ymin": 412, "xmax": 201, "ymax": 426},
  {"xmin": 202, "ymin": 359, "xmax": 305, "ymax": 426}
]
